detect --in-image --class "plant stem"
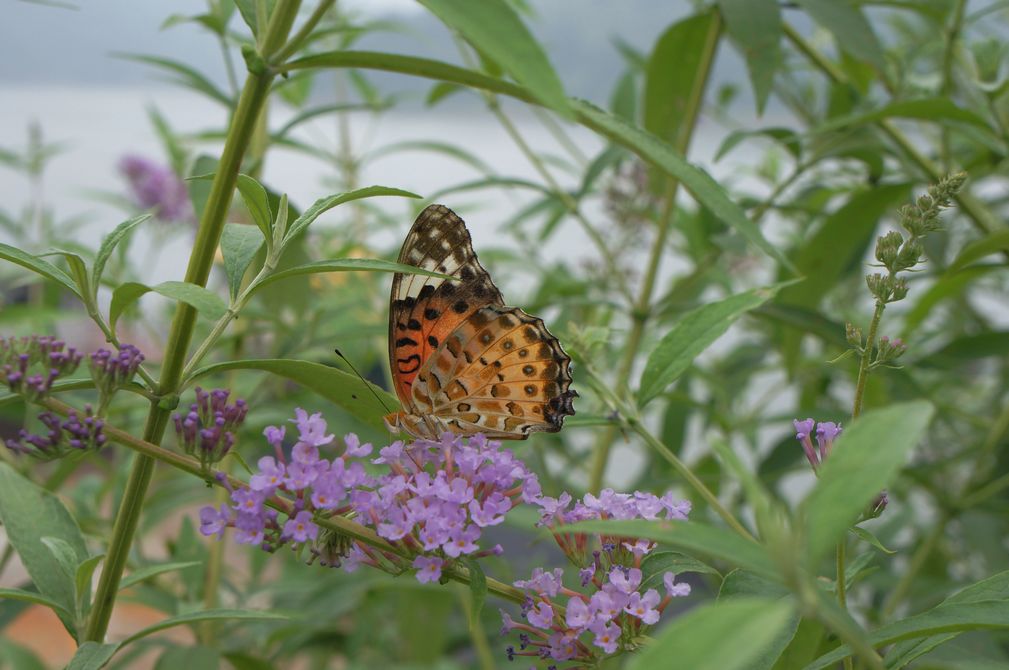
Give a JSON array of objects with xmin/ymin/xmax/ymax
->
[
  {"xmin": 940, "ymin": 0, "xmax": 967, "ymax": 170},
  {"xmin": 837, "ymin": 540, "xmax": 853, "ymax": 670},
  {"xmin": 83, "ymin": 2, "xmax": 303, "ymax": 643},
  {"xmin": 588, "ymin": 14, "xmax": 721, "ymax": 492},
  {"xmin": 852, "ymin": 302, "xmax": 885, "ymax": 419}
]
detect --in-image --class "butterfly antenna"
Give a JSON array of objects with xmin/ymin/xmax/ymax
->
[{"xmin": 334, "ymin": 348, "xmax": 394, "ymax": 414}]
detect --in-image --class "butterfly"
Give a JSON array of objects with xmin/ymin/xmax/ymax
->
[{"xmin": 384, "ymin": 204, "xmax": 577, "ymax": 440}]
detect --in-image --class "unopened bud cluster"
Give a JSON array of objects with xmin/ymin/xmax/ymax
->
[
  {"xmin": 89, "ymin": 344, "xmax": 145, "ymax": 408},
  {"xmin": 6, "ymin": 405, "xmax": 106, "ymax": 459},
  {"xmin": 1, "ymin": 336, "xmax": 82, "ymax": 401},
  {"xmin": 173, "ymin": 387, "xmax": 248, "ymax": 469}
]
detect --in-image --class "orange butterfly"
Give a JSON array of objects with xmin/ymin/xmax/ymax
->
[{"xmin": 383, "ymin": 204, "xmax": 576, "ymax": 440}]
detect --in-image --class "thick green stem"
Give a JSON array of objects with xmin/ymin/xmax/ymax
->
[
  {"xmin": 837, "ymin": 540, "xmax": 853, "ymax": 670},
  {"xmin": 588, "ymin": 13, "xmax": 722, "ymax": 492},
  {"xmin": 83, "ymin": 2, "xmax": 303, "ymax": 643}
]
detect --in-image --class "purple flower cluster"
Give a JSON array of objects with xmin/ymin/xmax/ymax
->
[
  {"xmin": 173, "ymin": 387, "xmax": 247, "ymax": 468},
  {"xmin": 89, "ymin": 344, "xmax": 145, "ymax": 399},
  {"xmin": 1, "ymin": 336, "xmax": 82, "ymax": 401},
  {"xmin": 499, "ymin": 490, "xmax": 693, "ymax": 665},
  {"xmin": 793, "ymin": 418, "xmax": 887, "ymax": 517},
  {"xmin": 504, "ymin": 566, "xmax": 690, "ymax": 664},
  {"xmin": 6, "ymin": 405, "xmax": 106, "ymax": 459},
  {"xmin": 793, "ymin": 418, "xmax": 842, "ymax": 471},
  {"xmin": 118, "ymin": 155, "xmax": 192, "ymax": 223},
  {"xmin": 198, "ymin": 410, "xmax": 539, "ymax": 583}
]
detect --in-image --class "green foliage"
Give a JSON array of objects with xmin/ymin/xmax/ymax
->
[{"xmin": 2, "ymin": 1, "xmax": 1009, "ymax": 668}]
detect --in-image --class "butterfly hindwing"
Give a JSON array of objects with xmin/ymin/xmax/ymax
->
[
  {"xmin": 416, "ymin": 305, "xmax": 576, "ymax": 437},
  {"xmin": 389, "ymin": 204, "xmax": 576, "ymax": 439}
]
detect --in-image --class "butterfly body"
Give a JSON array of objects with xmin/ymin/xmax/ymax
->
[{"xmin": 386, "ymin": 205, "xmax": 576, "ymax": 440}]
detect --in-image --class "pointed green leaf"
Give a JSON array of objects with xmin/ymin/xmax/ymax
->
[
  {"xmin": 418, "ymin": 0, "xmax": 570, "ymax": 117},
  {"xmin": 0, "ymin": 243, "xmax": 81, "ymax": 297},
  {"xmin": 850, "ymin": 526, "xmax": 895, "ymax": 555},
  {"xmin": 0, "ymin": 464, "xmax": 88, "ymax": 636},
  {"xmin": 795, "ymin": 0, "xmax": 886, "ymax": 72},
  {"xmin": 802, "ymin": 401, "xmax": 934, "ymax": 566},
  {"xmin": 629, "ymin": 598, "xmax": 793, "ymax": 670},
  {"xmin": 39, "ymin": 248, "xmax": 90, "ymax": 300},
  {"xmin": 461, "ymin": 557, "xmax": 487, "ymax": 629},
  {"xmin": 121, "ymin": 608, "xmax": 289, "ymax": 647},
  {"xmin": 818, "ymin": 98, "xmax": 993, "ymax": 133},
  {"xmin": 567, "ymin": 518, "xmax": 776, "ymax": 578},
  {"xmin": 189, "ymin": 359, "xmax": 397, "ymax": 429},
  {"xmin": 718, "ymin": 0, "xmax": 782, "ymax": 114},
  {"xmin": 639, "ymin": 283, "xmax": 787, "ymax": 406},
  {"xmin": 65, "ymin": 642, "xmax": 119, "ymax": 670},
  {"xmin": 644, "ymin": 11, "xmax": 721, "ymax": 147},
  {"xmin": 74, "ymin": 554, "xmax": 105, "ymax": 614},
  {"xmin": 0, "ymin": 587, "xmax": 72, "ymax": 618},
  {"xmin": 283, "ymin": 186, "xmax": 421, "ymax": 245},
  {"xmin": 251, "ymin": 258, "xmax": 454, "ymax": 293},
  {"xmin": 92, "ymin": 214, "xmax": 151, "ymax": 299},
  {"xmin": 947, "ymin": 229, "xmax": 1009, "ymax": 273},
  {"xmin": 220, "ymin": 223, "xmax": 264, "ymax": 300},
  {"xmin": 119, "ymin": 561, "xmax": 202, "ymax": 590},
  {"xmin": 110, "ymin": 280, "xmax": 227, "ymax": 331},
  {"xmin": 235, "ymin": 174, "xmax": 273, "ymax": 240}
]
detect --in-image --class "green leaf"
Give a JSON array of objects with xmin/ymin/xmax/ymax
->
[
  {"xmin": 235, "ymin": 174, "xmax": 273, "ymax": 240},
  {"xmin": 39, "ymin": 248, "xmax": 90, "ymax": 300},
  {"xmin": 850, "ymin": 526, "xmax": 895, "ymax": 555},
  {"xmin": 795, "ymin": 0, "xmax": 886, "ymax": 72},
  {"xmin": 251, "ymin": 258, "xmax": 454, "ymax": 293},
  {"xmin": 0, "ymin": 464, "xmax": 88, "ymax": 635},
  {"xmin": 641, "ymin": 551, "xmax": 722, "ymax": 585},
  {"xmin": 282, "ymin": 52, "xmax": 791, "ymax": 269},
  {"xmin": 802, "ymin": 401, "xmax": 934, "ymax": 566},
  {"xmin": 119, "ymin": 561, "xmax": 203, "ymax": 590},
  {"xmin": 220, "ymin": 223, "xmax": 264, "ymax": 300},
  {"xmin": 120, "ymin": 608, "xmax": 289, "ymax": 647},
  {"xmin": 915, "ymin": 331, "xmax": 1009, "ymax": 369},
  {"xmin": 884, "ymin": 570, "xmax": 1009, "ymax": 669},
  {"xmin": 116, "ymin": 53, "xmax": 232, "ymax": 107},
  {"xmin": 154, "ymin": 646, "xmax": 221, "ymax": 670},
  {"xmin": 462, "ymin": 557, "xmax": 487, "ymax": 630},
  {"xmin": 567, "ymin": 519, "xmax": 777, "ymax": 578},
  {"xmin": 40, "ymin": 536, "xmax": 78, "ymax": 581},
  {"xmin": 110, "ymin": 281, "xmax": 227, "ymax": 331},
  {"xmin": 189, "ymin": 359, "xmax": 397, "ymax": 430},
  {"xmin": 643, "ymin": 11, "xmax": 721, "ymax": 147},
  {"xmin": 818, "ymin": 98, "xmax": 993, "ymax": 133},
  {"xmin": 0, "ymin": 587, "xmax": 72, "ymax": 618},
  {"xmin": 628, "ymin": 598, "xmax": 794, "ymax": 670},
  {"xmin": 718, "ymin": 570, "xmax": 798, "ymax": 670},
  {"xmin": 0, "ymin": 242, "xmax": 81, "ymax": 297},
  {"xmin": 574, "ymin": 99, "xmax": 794, "ymax": 270},
  {"xmin": 0, "ymin": 639, "xmax": 47, "ymax": 670},
  {"xmin": 283, "ymin": 186, "xmax": 421, "ymax": 245},
  {"xmin": 417, "ymin": 0, "xmax": 570, "ymax": 117},
  {"xmin": 718, "ymin": 0, "xmax": 782, "ymax": 114},
  {"xmin": 74, "ymin": 554, "xmax": 105, "ymax": 615},
  {"xmin": 638, "ymin": 283, "xmax": 787, "ymax": 406},
  {"xmin": 65, "ymin": 642, "xmax": 119, "ymax": 670},
  {"xmin": 808, "ymin": 601, "xmax": 1009, "ymax": 669},
  {"xmin": 947, "ymin": 229, "xmax": 1009, "ymax": 273},
  {"xmin": 91, "ymin": 214, "xmax": 151, "ymax": 299}
]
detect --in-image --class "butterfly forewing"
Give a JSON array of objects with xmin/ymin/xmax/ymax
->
[
  {"xmin": 389, "ymin": 205, "xmax": 503, "ymax": 403},
  {"xmin": 389, "ymin": 204, "xmax": 575, "ymax": 440}
]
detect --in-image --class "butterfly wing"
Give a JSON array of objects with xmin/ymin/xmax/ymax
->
[
  {"xmin": 414, "ymin": 304, "xmax": 576, "ymax": 438},
  {"xmin": 389, "ymin": 204, "xmax": 576, "ymax": 439},
  {"xmin": 389, "ymin": 204, "xmax": 504, "ymax": 406}
]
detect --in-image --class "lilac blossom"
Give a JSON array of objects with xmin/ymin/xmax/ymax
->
[
  {"xmin": 118, "ymin": 154, "xmax": 192, "ymax": 223},
  {"xmin": 1, "ymin": 336, "xmax": 82, "ymax": 401},
  {"xmin": 173, "ymin": 387, "xmax": 247, "ymax": 468},
  {"xmin": 794, "ymin": 418, "xmax": 842, "ymax": 470},
  {"xmin": 500, "ymin": 488, "xmax": 694, "ymax": 665},
  {"xmin": 196, "ymin": 410, "xmax": 537, "ymax": 584}
]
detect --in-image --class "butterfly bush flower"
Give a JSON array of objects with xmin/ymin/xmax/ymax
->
[
  {"xmin": 1, "ymin": 335, "xmax": 82, "ymax": 401},
  {"xmin": 118, "ymin": 154, "xmax": 192, "ymax": 223},
  {"xmin": 499, "ymin": 490, "xmax": 694, "ymax": 666},
  {"xmin": 6, "ymin": 405, "xmax": 106, "ymax": 460},
  {"xmin": 198, "ymin": 409, "xmax": 538, "ymax": 582},
  {"xmin": 793, "ymin": 418, "xmax": 886, "ymax": 517},
  {"xmin": 173, "ymin": 387, "xmax": 247, "ymax": 468}
]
